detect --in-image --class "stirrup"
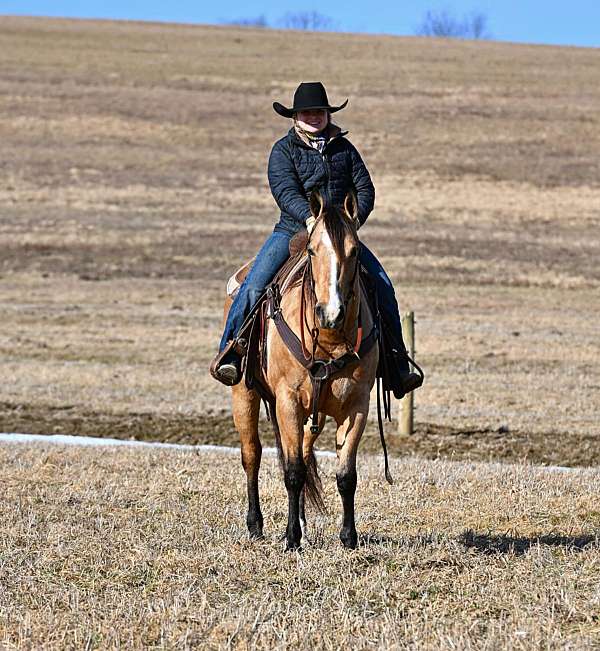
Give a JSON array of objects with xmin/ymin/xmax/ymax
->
[
  {"xmin": 390, "ymin": 347, "xmax": 424, "ymax": 399},
  {"xmin": 215, "ymin": 362, "xmax": 241, "ymax": 386},
  {"xmin": 392, "ymin": 372, "xmax": 423, "ymax": 400},
  {"xmin": 209, "ymin": 340, "xmax": 244, "ymax": 386}
]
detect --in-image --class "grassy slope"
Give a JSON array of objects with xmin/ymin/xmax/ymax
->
[
  {"xmin": 1, "ymin": 20, "xmax": 600, "ymax": 649},
  {"xmin": 0, "ymin": 16, "xmax": 599, "ymax": 462},
  {"xmin": 1, "ymin": 442, "xmax": 600, "ymax": 649}
]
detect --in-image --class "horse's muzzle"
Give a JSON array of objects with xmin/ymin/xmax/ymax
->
[{"xmin": 315, "ymin": 303, "xmax": 345, "ymax": 330}]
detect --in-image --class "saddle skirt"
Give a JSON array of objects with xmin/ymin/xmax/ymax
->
[{"xmin": 226, "ymin": 258, "xmax": 254, "ymax": 300}]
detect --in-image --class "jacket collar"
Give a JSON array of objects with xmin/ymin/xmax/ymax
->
[{"xmin": 288, "ymin": 123, "xmax": 348, "ymax": 150}]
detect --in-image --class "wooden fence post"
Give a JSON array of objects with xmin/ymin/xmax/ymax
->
[{"xmin": 398, "ymin": 311, "xmax": 415, "ymax": 436}]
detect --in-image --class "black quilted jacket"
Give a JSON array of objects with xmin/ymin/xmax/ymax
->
[{"xmin": 268, "ymin": 126, "xmax": 375, "ymax": 235}]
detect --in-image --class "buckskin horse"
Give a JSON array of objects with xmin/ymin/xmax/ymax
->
[{"xmin": 225, "ymin": 190, "xmax": 387, "ymax": 550}]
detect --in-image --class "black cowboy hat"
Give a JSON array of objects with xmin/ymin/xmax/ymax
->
[{"xmin": 273, "ymin": 82, "xmax": 348, "ymax": 118}]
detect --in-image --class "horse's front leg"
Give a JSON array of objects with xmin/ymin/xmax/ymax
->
[
  {"xmin": 335, "ymin": 402, "xmax": 368, "ymax": 549},
  {"xmin": 276, "ymin": 393, "xmax": 307, "ymax": 551}
]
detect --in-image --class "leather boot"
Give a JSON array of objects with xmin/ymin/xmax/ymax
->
[
  {"xmin": 209, "ymin": 340, "xmax": 243, "ymax": 386},
  {"xmin": 390, "ymin": 348, "xmax": 423, "ymax": 399},
  {"xmin": 392, "ymin": 371, "xmax": 423, "ymax": 399}
]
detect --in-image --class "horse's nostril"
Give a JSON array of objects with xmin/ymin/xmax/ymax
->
[{"xmin": 315, "ymin": 304, "xmax": 346, "ymax": 329}]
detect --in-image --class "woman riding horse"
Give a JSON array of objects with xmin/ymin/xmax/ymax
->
[{"xmin": 210, "ymin": 82, "xmax": 422, "ymax": 398}]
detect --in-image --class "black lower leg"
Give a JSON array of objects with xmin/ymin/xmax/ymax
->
[
  {"xmin": 242, "ymin": 443, "xmax": 263, "ymax": 539},
  {"xmin": 285, "ymin": 458, "xmax": 306, "ymax": 550},
  {"xmin": 246, "ymin": 477, "xmax": 263, "ymax": 539},
  {"xmin": 337, "ymin": 468, "xmax": 358, "ymax": 549}
]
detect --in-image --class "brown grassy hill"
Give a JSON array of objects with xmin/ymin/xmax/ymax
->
[
  {"xmin": 2, "ymin": 442, "xmax": 600, "ymax": 648},
  {"xmin": 1, "ymin": 16, "xmax": 599, "ymax": 463}
]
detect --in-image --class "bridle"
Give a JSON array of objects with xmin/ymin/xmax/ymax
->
[{"xmin": 299, "ymin": 215, "xmax": 361, "ymax": 364}]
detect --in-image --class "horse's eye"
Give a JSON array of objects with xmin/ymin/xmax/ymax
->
[
  {"xmin": 349, "ymin": 247, "xmax": 358, "ymax": 258},
  {"xmin": 307, "ymin": 247, "xmax": 315, "ymax": 257}
]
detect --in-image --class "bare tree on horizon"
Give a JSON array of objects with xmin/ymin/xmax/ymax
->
[
  {"xmin": 416, "ymin": 9, "xmax": 491, "ymax": 39},
  {"xmin": 279, "ymin": 11, "xmax": 337, "ymax": 31},
  {"xmin": 223, "ymin": 12, "xmax": 337, "ymax": 32},
  {"xmin": 226, "ymin": 15, "xmax": 269, "ymax": 28}
]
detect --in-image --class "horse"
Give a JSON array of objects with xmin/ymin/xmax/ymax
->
[{"xmin": 225, "ymin": 189, "xmax": 379, "ymax": 550}]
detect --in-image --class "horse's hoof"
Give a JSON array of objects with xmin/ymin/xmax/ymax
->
[
  {"xmin": 340, "ymin": 529, "xmax": 358, "ymax": 549},
  {"xmin": 284, "ymin": 530, "xmax": 303, "ymax": 551},
  {"xmin": 248, "ymin": 528, "xmax": 264, "ymax": 540}
]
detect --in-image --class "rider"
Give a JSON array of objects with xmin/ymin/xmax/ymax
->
[{"xmin": 210, "ymin": 82, "xmax": 422, "ymax": 398}]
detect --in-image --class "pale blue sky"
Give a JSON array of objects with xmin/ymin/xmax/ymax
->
[{"xmin": 2, "ymin": 1, "xmax": 599, "ymax": 47}]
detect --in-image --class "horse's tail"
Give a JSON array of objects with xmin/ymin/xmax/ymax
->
[
  {"xmin": 304, "ymin": 449, "xmax": 326, "ymax": 514},
  {"xmin": 270, "ymin": 409, "xmax": 285, "ymax": 473},
  {"xmin": 270, "ymin": 410, "xmax": 326, "ymax": 514}
]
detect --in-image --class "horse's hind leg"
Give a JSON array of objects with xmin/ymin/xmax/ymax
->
[
  {"xmin": 232, "ymin": 383, "xmax": 263, "ymax": 539},
  {"xmin": 335, "ymin": 403, "xmax": 368, "ymax": 549}
]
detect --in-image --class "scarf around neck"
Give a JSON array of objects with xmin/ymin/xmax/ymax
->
[{"xmin": 294, "ymin": 121, "xmax": 329, "ymax": 153}]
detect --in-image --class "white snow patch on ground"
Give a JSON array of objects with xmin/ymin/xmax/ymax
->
[
  {"xmin": 0, "ymin": 432, "xmax": 337, "ymax": 458},
  {"xmin": 0, "ymin": 433, "xmax": 582, "ymax": 473}
]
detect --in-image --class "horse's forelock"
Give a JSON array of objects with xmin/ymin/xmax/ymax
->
[{"xmin": 322, "ymin": 205, "xmax": 356, "ymax": 259}]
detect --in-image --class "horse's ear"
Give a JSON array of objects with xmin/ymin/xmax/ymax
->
[
  {"xmin": 343, "ymin": 190, "xmax": 359, "ymax": 223},
  {"xmin": 309, "ymin": 190, "xmax": 323, "ymax": 217}
]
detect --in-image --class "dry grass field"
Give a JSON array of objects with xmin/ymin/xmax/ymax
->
[
  {"xmin": 2, "ymin": 441, "xmax": 600, "ymax": 649},
  {"xmin": 1, "ymin": 16, "xmax": 600, "ymax": 649},
  {"xmin": 1, "ymin": 16, "xmax": 599, "ymax": 465}
]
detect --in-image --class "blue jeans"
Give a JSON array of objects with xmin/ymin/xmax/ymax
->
[
  {"xmin": 359, "ymin": 243, "xmax": 409, "ymax": 374},
  {"xmin": 220, "ymin": 231, "xmax": 407, "ymax": 373},
  {"xmin": 220, "ymin": 231, "xmax": 292, "ymax": 352}
]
